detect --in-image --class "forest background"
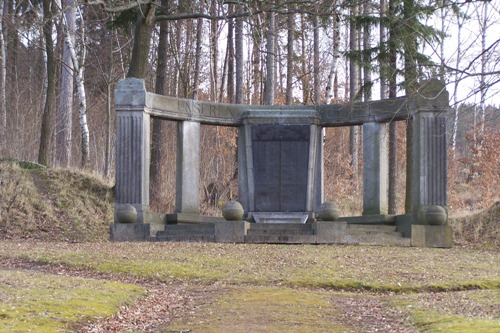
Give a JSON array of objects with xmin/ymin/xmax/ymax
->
[{"xmin": 0, "ymin": 0, "xmax": 498, "ymax": 218}]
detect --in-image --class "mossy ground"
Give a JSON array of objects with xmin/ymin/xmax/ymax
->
[
  {"xmin": 0, "ymin": 241, "xmax": 498, "ymax": 332},
  {"xmin": 167, "ymin": 286, "xmax": 349, "ymax": 333},
  {"xmin": 0, "ymin": 269, "xmax": 144, "ymax": 332}
]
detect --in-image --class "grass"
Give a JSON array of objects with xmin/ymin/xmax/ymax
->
[
  {"xmin": 390, "ymin": 290, "xmax": 500, "ymax": 333},
  {"xmin": 0, "ymin": 242, "xmax": 498, "ymax": 332},
  {"xmin": 1, "ymin": 242, "xmax": 498, "ymax": 292},
  {"xmin": 168, "ymin": 286, "xmax": 349, "ymax": 333},
  {"xmin": 0, "ymin": 269, "xmax": 145, "ymax": 332}
]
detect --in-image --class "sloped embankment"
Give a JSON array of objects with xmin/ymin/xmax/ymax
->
[{"xmin": 0, "ymin": 160, "xmax": 113, "ymax": 242}]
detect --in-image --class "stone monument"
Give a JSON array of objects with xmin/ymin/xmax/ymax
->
[{"xmin": 110, "ymin": 78, "xmax": 452, "ymax": 247}]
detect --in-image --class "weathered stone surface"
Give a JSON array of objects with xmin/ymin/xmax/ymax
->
[
  {"xmin": 316, "ymin": 201, "xmax": 340, "ymax": 221},
  {"xmin": 418, "ymin": 205, "xmax": 447, "ymax": 225},
  {"xmin": 215, "ymin": 221, "xmax": 250, "ymax": 243},
  {"xmin": 411, "ymin": 225, "xmax": 453, "ymax": 248},
  {"xmin": 176, "ymin": 121, "xmax": 200, "ymax": 214},
  {"xmin": 222, "ymin": 201, "xmax": 244, "ymax": 221},
  {"xmin": 362, "ymin": 122, "xmax": 388, "ymax": 215},
  {"xmin": 115, "ymin": 204, "xmax": 137, "ymax": 224},
  {"xmin": 110, "ymin": 223, "xmax": 150, "ymax": 242},
  {"xmin": 113, "ymin": 78, "xmax": 450, "ymax": 247}
]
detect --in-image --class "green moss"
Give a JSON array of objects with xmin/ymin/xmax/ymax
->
[
  {"xmin": 166, "ymin": 286, "xmax": 349, "ymax": 333},
  {"xmin": 390, "ymin": 290, "xmax": 500, "ymax": 333},
  {"xmin": 411, "ymin": 310, "xmax": 500, "ymax": 333},
  {"xmin": 0, "ymin": 270, "xmax": 145, "ymax": 332}
]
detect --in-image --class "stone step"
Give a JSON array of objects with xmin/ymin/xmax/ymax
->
[
  {"xmin": 247, "ymin": 228, "xmax": 314, "ymax": 236},
  {"xmin": 346, "ymin": 224, "xmax": 397, "ymax": 233},
  {"xmin": 156, "ymin": 223, "xmax": 215, "ymax": 237},
  {"xmin": 342, "ymin": 231, "xmax": 411, "ymax": 247},
  {"xmin": 151, "ymin": 234, "xmax": 216, "ymax": 243},
  {"xmin": 244, "ymin": 234, "xmax": 317, "ymax": 244},
  {"xmin": 247, "ymin": 223, "xmax": 314, "ymax": 236}
]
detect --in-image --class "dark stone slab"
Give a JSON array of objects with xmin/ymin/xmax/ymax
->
[{"xmin": 252, "ymin": 125, "xmax": 309, "ymax": 212}]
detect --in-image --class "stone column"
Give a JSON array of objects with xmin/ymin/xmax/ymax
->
[
  {"xmin": 411, "ymin": 79, "xmax": 449, "ymax": 221},
  {"xmin": 306, "ymin": 124, "xmax": 324, "ymax": 214},
  {"xmin": 176, "ymin": 120, "xmax": 201, "ymax": 214},
  {"xmin": 237, "ymin": 124, "xmax": 254, "ymax": 215},
  {"xmin": 411, "ymin": 111, "xmax": 447, "ymax": 215},
  {"xmin": 114, "ymin": 79, "xmax": 150, "ymax": 224},
  {"xmin": 362, "ymin": 122, "xmax": 388, "ymax": 215}
]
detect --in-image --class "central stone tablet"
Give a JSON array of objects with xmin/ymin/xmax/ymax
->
[{"xmin": 252, "ymin": 124, "xmax": 310, "ymax": 212}]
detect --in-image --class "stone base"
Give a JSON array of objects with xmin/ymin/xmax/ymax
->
[
  {"xmin": 411, "ymin": 225, "xmax": 453, "ymax": 248},
  {"xmin": 313, "ymin": 221, "xmax": 347, "ymax": 243},
  {"xmin": 110, "ymin": 223, "xmax": 150, "ymax": 242},
  {"xmin": 215, "ymin": 221, "xmax": 250, "ymax": 243},
  {"xmin": 166, "ymin": 213, "xmax": 225, "ymax": 224}
]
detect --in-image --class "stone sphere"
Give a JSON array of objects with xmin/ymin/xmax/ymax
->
[
  {"xmin": 222, "ymin": 201, "xmax": 244, "ymax": 221},
  {"xmin": 316, "ymin": 201, "xmax": 340, "ymax": 221},
  {"xmin": 422, "ymin": 205, "xmax": 447, "ymax": 225},
  {"xmin": 115, "ymin": 204, "xmax": 137, "ymax": 224}
]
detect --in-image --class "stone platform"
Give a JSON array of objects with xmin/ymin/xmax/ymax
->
[{"xmin": 111, "ymin": 214, "xmax": 452, "ymax": 248}]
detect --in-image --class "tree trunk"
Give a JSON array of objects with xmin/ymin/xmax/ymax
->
[
  {"xmin": 235, "ymin": 4, "xmax": 243, "ymax": 104},
  {"xmin": 286, "ymin": 4, "xmax": 294, "ymax": 105},
  {"xmin": 150, "ymin": 0, "xmax": 170, "ymax": 210},
  {"xmin": 57, "ymin": 0, "xmax": 75, "ymax": 168},
  {"xmin": 227, "ymin": 4, "xmax": 234, "ymax": 103},
  {"xmin": 126, "ymin": 4, "xmax": 156, "ymax": 79},
  {"xmin": 349, "ymin": 2, "xmax": 360, "ymax": 185},
  {"xmin": 363, "ymin": 0, "xmax": 372, "ymax": 102},
  {"xmin": 326, "ymin": 12, "xmax": 340, "ymax": 104},
  {"xmin": 210, "ymin": 0, "xmax": 218, "ymax": 101},
  {"xmin": 0, "ymin": 0, "xmax": 7, "ymax": 143},
  {"xmin": 313, "ymin": 11, "xmax": 320, "ymax": 105},
  {"xmin": 192, "ymin": 0, "xmax": 204, "ymax": 100},
  {"xmin": 264, "ymin": 9, "xmax": 275, "ymax": 105},
  {"xmin": 403, "ymin": 0, "xmax": 418, "ymax": 214},
  {"xmin": 38, "ymin": 0, "xmax": 57, "ymax": 166},
  {"xmin": 387, "ymin": 0, "xmax": 397, "ymax": 214}
]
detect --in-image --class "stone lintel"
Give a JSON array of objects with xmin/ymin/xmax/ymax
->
[{"xmin": 115, "ymin": 78, "xmax": 448, "ymax": 127}]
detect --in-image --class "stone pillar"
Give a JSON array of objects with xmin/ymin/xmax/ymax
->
[
  {"xmin": 176, "ymin": 120, "xmax": 200, "ymax": 214},
  {"xmin": 306, "ymin": 124, "xmax": 324, "ymax": 214},
  {"xmin": 411, "ymin": 111, "xmax": 447, "ymax": 218},
  {"xmin": 362, "ymin": 122, "xmax": 388, "ymax": 215},
  {"xmin": 114, "ymin": 79, "xmax": 150, "ymax": 224},
  {"xmin": 237, "ymin": 124, "xmax": 254, "ymax": 215}
]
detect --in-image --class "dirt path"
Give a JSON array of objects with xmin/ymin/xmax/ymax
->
[{"xmin": 1, "ymin": 258, "xmax": 420, "ymax": 333}]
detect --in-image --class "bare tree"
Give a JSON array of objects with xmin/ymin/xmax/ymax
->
[
  {"xmin": 38, "ymin": 0, "xmax": 57, "ymax": 166},
  {"xmin": 264, "ymin": 7, "xmax": 275, "ymax": 105},
  {"xmin": 57, "ymin": 0, "xmax": 76, "ymax": 168}
]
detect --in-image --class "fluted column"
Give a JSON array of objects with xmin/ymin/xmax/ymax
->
[{"xmin": 114, "ymin": 79, "xmax": 150, "ymax": 224}]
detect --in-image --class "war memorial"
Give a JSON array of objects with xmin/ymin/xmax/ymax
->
[{"xmin": 110, "ymin": 78, "xmax": 452, "ymax": 247}]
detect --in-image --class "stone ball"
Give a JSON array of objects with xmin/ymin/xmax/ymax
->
[
  {"xmin": 115, "ymin": 204, "xmax": 137, "ymax": 224},
  {"xmin": 316, "ymin": 201, "xmax": 340, "ymax": 221},
  {"xmin": 422, "ymin": 205, "xmax": 447, "ymax": 225},
  {"xmin": 222, "ymin": 201, "xmax": 244, "ymax": 221}
]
